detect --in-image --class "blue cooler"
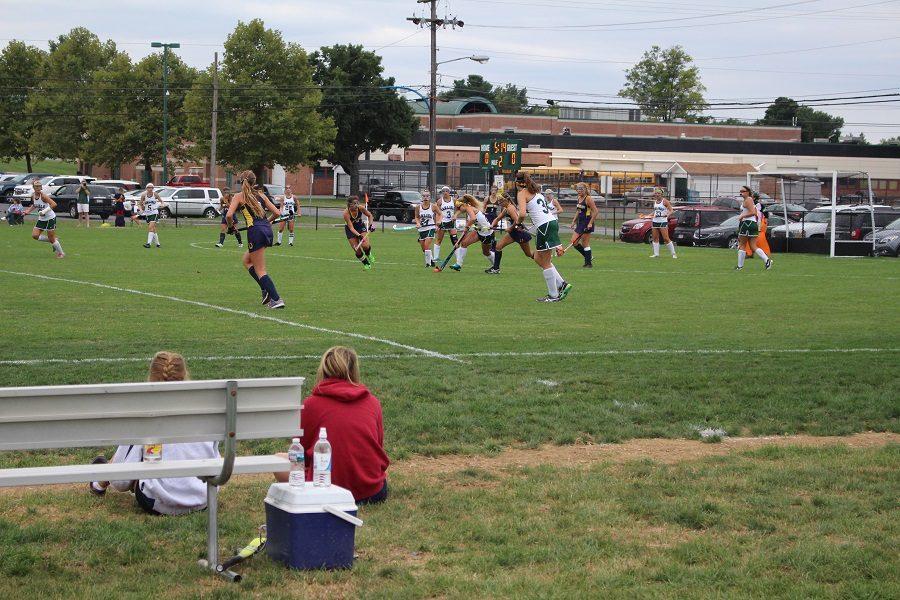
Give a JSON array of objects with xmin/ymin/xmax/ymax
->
[{"xmin": 264, "ymin": 483, "xmax": 362, "ymax": 570}]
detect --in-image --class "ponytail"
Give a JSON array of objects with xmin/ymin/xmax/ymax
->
[{"xmin": 238, "ymin": 170, "xmax": 264, "ymax": 219}]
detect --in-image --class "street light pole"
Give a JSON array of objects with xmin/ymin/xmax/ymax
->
[{"xmin": 151, "ymin": 42, "xmax": 180, "ymax": 185}]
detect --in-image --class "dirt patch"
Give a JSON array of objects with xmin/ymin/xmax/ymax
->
[{"xmin": 396, "ymin": 432, "xmax": 899, "ymax": 477}]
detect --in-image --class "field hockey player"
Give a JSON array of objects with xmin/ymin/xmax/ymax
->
[
  {"xmin": 343, "ymin": 196, "xmax": 375, "ymax": 270},
  {"xmin": 415, "ymin": 192, "xmax": 440, "ymax": 267},
  {"xmin": 23, "ymin": 179, "xmax": 64, "ymax": 258}
]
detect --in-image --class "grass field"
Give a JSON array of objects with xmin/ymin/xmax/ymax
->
[{"xmin": 0, "ymin": 219, "xmax": 898, "ymax": 597}]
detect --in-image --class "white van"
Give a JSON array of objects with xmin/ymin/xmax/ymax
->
[
  {"xmin": 13, "ymin": 175, "xmax": 95, "ymax": 199},
  {"xmin": 156, "ymin": 187, "xmax": 223, "ymax": 218}
]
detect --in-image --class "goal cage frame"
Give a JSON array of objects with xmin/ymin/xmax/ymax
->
[{"xmin": 747, "ymin": 170, "xmax": 875, "ymax": 258}]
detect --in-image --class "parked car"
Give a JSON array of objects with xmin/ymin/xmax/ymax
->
[
  {"xmin": 761, "ymin": 203, "xmax": 807, "ymax": 221},
  {"xmin": 692, "ymin": 214, "xmax": 787, "ymax": 248},
  {"xmin": 770, "ymin": 205, "xmax": 894, "ymax": 239},
  {"xmin": 833, "ymin": 207, "xmax": 900, "ymax": 240},
  {"xmin": 624, "ymin": 186, "xmax": 664, "ymax": 206},
  {"xmin": 712, "ymin": 195, "xmax": 742, "ymax": 211},
  {"xmin": 165, "ymin": 174, "xmax": 210, "ymax": 187},
  {"xmin": 619, "ymin": 208, "xmax": 681, "ymax": 243},
  {"xmin": 1, "ymin": 173, "xmax": 54, "ymax": 199},
  {"xmin": 51, "ymin": 184, "xmax": 118, "ymax": 219},
  {"xmin": 671, "ymin": 207, "xmax": 735, "ymax": 246},
  {"xmin": 92, "ymin": 179, "xmax": 141, "ymax": 192},
  {"xmin": 155, "ymin": 187, "xmax": 224, "ymax": 218},
  {"xmin": 12, "ymin": 175, "xmax": 95, "ymax": 200},
  {"xmin": 866, "ymin": 216, "xmax": 900, "ymax": 256},
  {"xmin": 369, "ymin": 190, "xmax": 423, "ymax": 223}
]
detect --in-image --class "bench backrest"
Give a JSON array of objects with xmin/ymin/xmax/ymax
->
[{"xmin": 0, "ymin": 377, "xmax": 304, "ymax": 451}]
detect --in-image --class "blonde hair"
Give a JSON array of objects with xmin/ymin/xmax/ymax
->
[
  {"xmin": 576, "ymin": 182, "xmax": 589, "ymax": 195},
  {"xmin": 316, "ymin": 346, "xmax": 361, "ymax": 385},
  {"xmin": 148, "ymin": 351, "xmax": 190, "ymax": 382},
  {"xmin": 459, "ymin": 194, "xmax": 482, "ymax": 210},
  {"xmin": 238, "ymin": 170, "xmax": 265, "ymax": 219}
]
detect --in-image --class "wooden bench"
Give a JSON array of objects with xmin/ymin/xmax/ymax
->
[{"xmin": 0, "ymin": 377, "xmax": 303, "ymax": 579}]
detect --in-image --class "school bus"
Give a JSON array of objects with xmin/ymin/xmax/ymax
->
[{"xmin": 518, "ymin": 167, "xmax": 655, "ymax": 197}]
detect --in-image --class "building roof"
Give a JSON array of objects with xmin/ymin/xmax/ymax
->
[
  {"xmin": 408, "ymin": 96, "xmax": 498, "ymax": 115},
  {"xmin": 664, "ymin": 162, "xmax": 760, "ymax": 177}
]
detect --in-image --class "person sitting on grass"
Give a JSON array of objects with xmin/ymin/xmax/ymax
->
[
  {"xmin": 6, "ymin": 200, "xmax": 24, "ymax": 225},
  {"xmin": 275, "ymin": 346, "xmax": 390, "ymax": 504},
  {"xmin": 88, "ymin": 351, "xmax": 220, "ymax": 515}
]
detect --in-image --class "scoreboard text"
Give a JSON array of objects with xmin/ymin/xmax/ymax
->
[{"xmin": 480, "ymin": 139, "xmax": 522, "ymax": 174}]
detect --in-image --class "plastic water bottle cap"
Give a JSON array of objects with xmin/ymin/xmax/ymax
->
[
  {"xmin": 319, "ymin": 427, "xmax": 327, "ymax": 439},
  {"xmin": 291, "ymin": 437, "xmax": 300, "ymax": 443}
]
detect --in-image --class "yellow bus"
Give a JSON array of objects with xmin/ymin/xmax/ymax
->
[{"xmin": 518, "ymin": 167, "xmax": 655, "ymax": 196}]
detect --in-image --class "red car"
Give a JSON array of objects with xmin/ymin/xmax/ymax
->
[
  {"xmin": 619, "ymin": 210, "xmax": 679, "ymax": 243},
  {"xmin": 166, "ymin": 174, "xmax": 210, "ymax": 187}
]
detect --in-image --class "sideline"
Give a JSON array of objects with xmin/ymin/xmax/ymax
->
[
  {"xmin": 3, "ymin": 346, "xmax": 897, "ymax": 366},
  {"xmin": 0, "ymin": 270, "xmax": 462, "ymax": 362}
]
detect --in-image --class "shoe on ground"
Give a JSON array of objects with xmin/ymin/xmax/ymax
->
[
  {"xmin": 274, "ymin": 242, "xmax": 281, "ymax": 246},
  {"xmin": 765, "ymin": 259, "xmax": 773, "ymax": 270},
  {"xmin": 363, "ymin": 262, "xmax": 371, "ymax": 270},
  {"xmin": 536, "ymin": 295, "xmax": 561, "ymax": 303},
  {"xmin": 449, "ymin": 264, "xmax": 461, "ymax": 271},
  {"xmin": 289, "ymin": 242, "xmax": 293, "ymax": 246},
  {"xmin": 261, "ymin": 290, "xmax": 271, "ymax": 305},
  {"xmin": 215, "ymin": 242, "xmax": 223, "ymax": 248},
  {"xmin": 559, "ymin": 281, "xmax": 573, "ymax": 300},
  {"xmin": 649, "ymin": 254, "xmax": 658, "ymax": 258},
  {"xmin": 583, "ymin": 263, "xmax": 593, "ymax": 268},
  {"xmin": 89, "ymin": 456, "xmax": 108, "ymax": 496},
  {"xmin": 734, "ymin": 266, "xmax": 743, "ymax": 271},
  {"xmin": 156, "ymin": 244, "xmax": 160, "ymax": 248},
  {"xmin": 268, "ymin": 298, "xmax": 285, "ymax": 309},
  {"xmin": 143, "ymin": 243, "xmax": 151, "ymax": 248},
  {"xmin": 55, "ymin": 252, "xmax": 65, "ymax": 259},
  {"xmin": 368, "ymin": 252, "xmax": 375, "ymax": 264},
  {"xmin": 672, "ymin": 255, "xmax": 678, "ymax": 259},
  {"xmin": 485, "ymin": 268, "xmax": 500, "ymax": 274}
]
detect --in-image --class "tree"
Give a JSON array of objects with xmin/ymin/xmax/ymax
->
[
  {"xmin": 85, "ymin": 52, "xmax": 196, "ymax": 181},
  {"xmin": 27, "ymin": 28, "xmax": 118, "ymax": 170},
  {"xmin": 438, "ymin": 74, "xmax": 493, "ymax": 100},
  {"xmin": 438, "ymin": 75, "xmax": 550, "ymax": 114},
  {"xmin": 0, "ymin": 41, "xmax": 47, "ymax": 172},
  {"xmin": 184, "ymin": 19, "xmax": 334, "ymax": 180},
  {"xmin": 757, "ymin": 97, "xmax": 844, "ymax": 142},
  {"xmin": 619, "ymin": 45, "xmax": 706, "ymax": 122},
  {"xmin": 310, "ymin": 44, "xmax": 417, "ymax": 196},
  {"xmin": 879, "ymin": 136, "xmax": 900, "ymax": 145}
]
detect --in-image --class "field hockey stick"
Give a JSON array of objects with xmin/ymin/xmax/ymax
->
[
  {"xmin": 233, "ymin": 215, "xmax": 292, "ymax": 232},
  {"xmin": 392, "ymin": 224, "xmax": 417, "ymax": 231},
  {"xmin": 216, "ymin": 534, "xmax": 266, "ymax": 574},
  {"xmin": 353, "ymin": 229, "xmax": 372, "ymax": 252},
  {"xmin": 433, "ymin": 226, "xmax": 471, "ymax": 272},
  {"xmin": 562, "ymin": 232, "xmax": 586, "ymax": 253}
]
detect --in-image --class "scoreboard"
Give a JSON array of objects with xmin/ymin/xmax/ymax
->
[{"xmin": 480, "ymin": 139, "xmax": 522, "ymax": 174}]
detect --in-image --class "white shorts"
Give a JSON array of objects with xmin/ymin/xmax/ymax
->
[{"xmin": 77, "ymin": 203, "xmax": 90, "ymax": 213}]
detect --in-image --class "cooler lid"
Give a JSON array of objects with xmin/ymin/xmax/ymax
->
[{"xmin": 264, "ymin": 483, "xmax": 357, "ymax": 514}]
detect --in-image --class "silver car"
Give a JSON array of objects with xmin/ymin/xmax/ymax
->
[{"xmin": 156, "ymin": 187, "xmax": 223, "ymax": 218}]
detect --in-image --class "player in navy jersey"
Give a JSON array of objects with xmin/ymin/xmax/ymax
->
[
  {"xmin": 343, "ymin": 196, "xmax": 375, "ymax": 270},
  {"xmin": 225, "ymin": 170, "xmax": 285, "ymax": 308},
  {"xmin": 569, "ymin": 183, "xmax": 598, "ymax": 267}
]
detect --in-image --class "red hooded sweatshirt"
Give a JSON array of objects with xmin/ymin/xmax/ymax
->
[{"xmin": 300, "ymin": 378, "xmax": 389, "ymax": 501}]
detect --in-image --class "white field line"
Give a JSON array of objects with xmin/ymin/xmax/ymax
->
[
  {"xmin": 3, "ymin": 347, "xmax": 897, "ymax": 367},
  {"xmin": 190, "ymin": 242, "xmax": 900, "ymax": 281},
  {"xmin": 0, "ymin": 270, "xmax": 462, "ymax": 363}
]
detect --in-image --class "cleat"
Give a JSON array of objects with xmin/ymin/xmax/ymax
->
[
  {"xmin": 734, "ymin": 266, "xmax": 743, "ymax": 271},
  {"xmin": 583, "ymin": 263, "xmax": 593, "ymax": 268},
  {"xmin": 672, "ymin": 255, "xmax": 677, "ymax": 259},
  {"xmin": 156, "ymin": 244, "xmax": 161, "ymax": 248},
  {"xmin": 143, "ymin": 243, "xmax": 151, "ymax": 248},
  {"xmin": 289, "ymin": 242, "xmax": 293, "ymax": 246},
  {"xmin": 536, "ymin": 295, "xmax": 561, "ymax": 303},
  {"xmin": 367, "ymin": 251, "xmax": 375, "ymax": 264},
  {"xmin": 55, "ymin": 252, "xmax": 65, "ymax": 259},
  {"xmin": 765, "ymin": 258, "xmax": 773, "ymax": 270},
  {"xmin": 649, "ymin": 254, "xmax": 658, "ymax": 258},
  {"xmin": 267, "ymin": 299, "xmax": 285, "ymax": 309},
  {"xmin": 485, "ymin": 268, "xmax": 500, "ymax": 274},
  {"xmin": 274, "ymin": 241, "xmax": 281, "ymax": 246},
  {"xmin": 559, "ymin": 281, "xmax": 573, "ymax": 300},
  {"xmin": 215, "ymin": 242, "xmax": 223, "ymax": 248},
  {"xmin": 238, "ymin": 243, "xmax": 244, "ymax": 248},
  {"xmin": 449, "ymin": 263, "xmax": 461, "ymax": 271},
  {"xmin": 262, "ymin": 290, "xmax": 271, "ymax": 305}
]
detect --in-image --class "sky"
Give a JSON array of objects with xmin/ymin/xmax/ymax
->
[{"xmin": 2, "ymin": 0, "xmax": 899, "ymax": 141}]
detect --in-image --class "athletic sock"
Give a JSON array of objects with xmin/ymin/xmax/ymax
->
[
  {"xmin": 551, "ymin": 265, "xmax": 565, "ymax": 287},
  {"xmin": 147, "ymin": 232, "xmax": 154, "ymax": 245},
  {"xmin": 573, "ymin": 244, "xmax": 586, "ymax": 257},
  {"xmin": 355, "ymin": 249, "xmax": 364, "ymax": 261},
  {"xmin": 487, "ymin": 251, "xmax": 495, "ymax": 266},
  {"xmin": 37, "ymin": 233, "xmax": 49, "ymax": 243},
  {"xmin": 737, "ymin": 250, "xmax": 746, "ymax": 268},
  {"xmin": 754, "ymin": 247, "xmax": 769, "ymax": 262},
  {"xmin": 52, "ymin": 240, "xmax": 63, "ymax": 254},
  {"xmin": 288, "ymin": 234, "xmax": 294, "ymax": 244},
  {"xmin": 493, "ymin": 250, "xmax": 503, "ymax": 269},
  {"xmin": 584, "ymin": 247, "xmax": 592, "ymax": 264},
  {"xmin": 363, "ymin": 246, "xmax": 371, "ymax": 257},
  {"xmin": 424, "ymin": 249, "xmax": 432, "ymax": 266},
  {"xmin": 667, "ymin": 242, "xmax": 676, "ymax": 257},
  {"xmin": 154, "ymin": 232, "xmax": 160, "ymax": 246},
  {"xmin": 277, "ymin": 231, "xmax": 283, "ymax": 244},
  {"xmin": 433, "ymin": 244, "xmax": 441, "ymax": 262},
  {"xmin": 248, "ymin": 266, "xmax": 263, "ymax": 288},
  {"xmin": 543, "ymin": 268, "xmax": 559, "ymax": 298},
  {"xmin": 259, "ymin": 275, "xmax": 280, "ymax": 301},
  {"xmin": 235, "ymin": 231, "xmax": 242, "ymax": 244},
  {"xmin": 652, "ymin": 241, "xmax": 660, "ymax": 256},
  {"xmin": 456, "ymin": 247, "xmax": 467, "ymax": 265},
  {"xmin": 218, "ymin": 233, "xmax": 226, "ymax": 244}
]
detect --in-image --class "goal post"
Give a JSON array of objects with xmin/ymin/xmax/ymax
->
[{"xmin": 747, "ymin": 170, "xmax": 875, "ymax": 258}]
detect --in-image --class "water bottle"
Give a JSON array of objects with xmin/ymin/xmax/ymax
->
[
  {"xmin": 313, "ymin": 427, "xmax": 332, "ymax": 487},
  {"xmin": 288, "ymin": 437, "xmax": 304, "ymax": 488}
]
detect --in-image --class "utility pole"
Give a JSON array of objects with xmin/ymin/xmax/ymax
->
[
  {"xmin": 408, "ymin": 1, "xmax": 464, "ymax": 195},
  {"xmin": 151, "ymin": 42, "xmax": 180, "ymax": 185},
  {"xmin": 210, "ymin": 52, "xmax": 218, "ymax": 187}
]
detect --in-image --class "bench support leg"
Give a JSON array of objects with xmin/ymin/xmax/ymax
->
[{"xmin": 207, "ymin": 482, "xmax": 218, "ymax": 567}]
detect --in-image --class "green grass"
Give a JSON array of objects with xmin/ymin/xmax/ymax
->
[
  {"xmin": 0, "ymin": 159, "xmax": 77, "ymax": 175},
  {"xmin": 0, "ymin": 445, "xmax": 896, "ymax": 598},
  {"xmin": 0, "ymin": 220, "xmax": 898, "ymax": 597},
  {"xmin": 1, "ymin": 221, "xmax": 898, "ymax": 459}
]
